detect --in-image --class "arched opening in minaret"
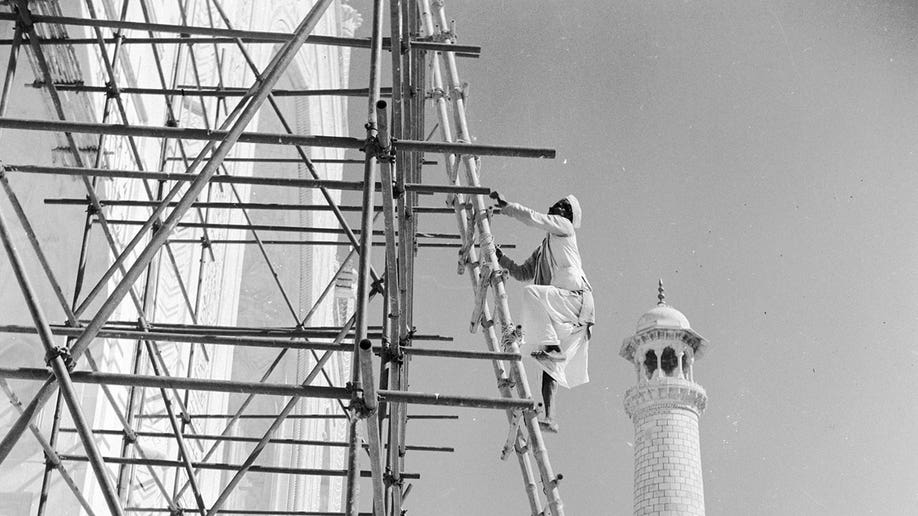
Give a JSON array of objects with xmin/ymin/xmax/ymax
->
[
  {"xmin": 643, "ymin": 349, "xmax": 658, "ymax": 379},
  {"xmin": 661, "ymin": 347, "xmax": 678, "ymax": 376}
]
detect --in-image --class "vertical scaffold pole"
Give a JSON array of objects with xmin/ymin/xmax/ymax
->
[{"xmin": 346, "ymin": 0, "xmax": 387, "ymax": 513}]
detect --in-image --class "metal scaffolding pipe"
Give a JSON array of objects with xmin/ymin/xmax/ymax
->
[
  {"xmin": 126, "ymin": 509, "xmax": 374, "ymax": 516},
  {"xmin": 56, "ymin": 454, "xmax": 421, "ymax": 479},
  {"xmin": 0, "ymin": 13, "xmax": 481, "ymax": 55},
  {"xmin": 32, "ymin": 82, "xmax": 394, "ymax": 98},
  {"xmin": 4, "ymin": 163, "xmax": 490, "ymax": 194},
  {"xmin": 359, "ymin": 340, "xmax": 385, "ymax": 516},
  {"xmin": 97, "ymin": 219, "xmax": 462, "ymax": 239},
  {"xmin": 0, "ymin": 367, "xmax": 349, "ymax": 398},
  {"xmin": 163, "ymin": 239, "xmax": 475, "ymax": 248},
  {"xmin": 0, "ymin": 118, "xmax": 556, "ymax": 158},
  {"xmin": 58, "ymin": 428, "xmax": 453, "ymax": 452},
  {"xmin": 42, "ymin": 199, "xmax": 458, "ymax": 213},
  {"xmin": 134, "ymin": 413, "xmax": 458, "ymax": 420},
  {"xmin": 0, "ymin": 324, "xmax": 452, "ymax": 345}
]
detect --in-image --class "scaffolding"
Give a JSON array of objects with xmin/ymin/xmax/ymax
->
[{"xmin": 0, "ymin": 0, "xmax": 564, "ymax": 514}]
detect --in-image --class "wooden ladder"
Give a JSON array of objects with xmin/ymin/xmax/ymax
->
[{"xmin": 418, "ymin": 1, "xmax": 566, "ymax": 514}]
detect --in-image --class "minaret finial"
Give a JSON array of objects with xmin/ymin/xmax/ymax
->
[{"xmin": 657, "ymin": 279, "xmax": 665, "ymax": 306}]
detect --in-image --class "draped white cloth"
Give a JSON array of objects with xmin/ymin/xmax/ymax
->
[{"xmin": 498, "ymin": 201, "xmax": 594, "ymax": 388}]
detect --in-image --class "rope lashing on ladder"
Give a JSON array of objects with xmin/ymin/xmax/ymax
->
[
  {"xmin": 501, "ymin": 408, "xmax": 526, "ymax": 461},
  {"xmin": 500, "ymin": 325, "xmax": 523, "ymax": 353},
  {"xmin": 470, "ymin": 255, "xmax": 508, "ymax": 333}
]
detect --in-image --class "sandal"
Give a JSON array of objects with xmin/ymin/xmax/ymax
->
[{"xmin": 538, "ymin": 418, "xmax": 560, "ymax": 434}]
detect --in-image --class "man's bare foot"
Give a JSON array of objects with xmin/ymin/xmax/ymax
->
[
  {"xmin": 531, "ymin": 350, "xmax": 565, "ymax": 363},
  {"xmin": 538, "ymin": 418, "xmax": 559, "ymax": 433}
]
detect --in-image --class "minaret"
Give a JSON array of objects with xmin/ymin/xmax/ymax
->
[{"xmin": 620, "ymin": 281, "xmax": 710, "ymax": 516}]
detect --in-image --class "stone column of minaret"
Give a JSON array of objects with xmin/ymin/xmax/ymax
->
[{"xmin": 620, "ymin": 281, "xmax": 711, "ymax": 516}]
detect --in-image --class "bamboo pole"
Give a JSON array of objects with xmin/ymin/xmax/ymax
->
[
  {"xmin": 0, "ymin": 117, "xmax": 556, "ymax": 157},
  {"xmin": 57, "ymin": 428, "xmax": 453, "ymax": 452},
  {"xmin": 359, "ymin": 340, "xmax": 386, "ymax": 516},
  {"xmin": 32, "ymin": 82, "xmax": 394, "ymax": 98},
  {"xmin": 385, "ymin": 3, "xmax": 407, "ymax": 511},
  {"xmin": 345, "ymin": 0, "xmax": 389, "ymax": 510},
  {"xmin": 56, "ymin": 454, "xmax": 421, "ymax": 479},
  {"xmin": 0, "ymin": 13, "xmax": 481, "ymax": 55},
  {"xmin": 0, "ymin": 325, "xmax": 453, "ymax": 349},
  {"xmin": 127, "ymin": 510, "xmax": 373, "ymax": 516},
  {"xmin": 163, "ymin": 239, "xmax": 477, "ymax": 249},
  {"xmin": 134, "ymin": 414, "xmax": 458, "ymax": 420},
  {"xmin": 4, "ymin": 164, "xmax": 490, "ymax": 194},
  {"xmin": 96, "ymin": 218, "xmax": 462, "ymax": 239},
  {"xmin": 42, "ymin": 198, "xmax": 460, "ymax": 214},
  {"xmin": 123, "ymin": 509, "xmax": 375, "ymax": 516},
  {"xmin": 0, "ymin": 25, "xmax": 21, "ymax": 139}
]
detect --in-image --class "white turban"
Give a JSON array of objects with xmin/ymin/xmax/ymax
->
[{"xmin": 565, "ymin": 194, "xmax": 582, "ymax": 229}]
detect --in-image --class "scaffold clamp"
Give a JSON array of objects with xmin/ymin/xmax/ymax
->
[{"xmin": 45, "ymin": 345, "xmax": 75, "ymax": 371}]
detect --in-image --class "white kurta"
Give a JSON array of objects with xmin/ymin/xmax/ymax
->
[{"xmin": 498, "ymin": 202, "xmax": 594, "ymax": 388}]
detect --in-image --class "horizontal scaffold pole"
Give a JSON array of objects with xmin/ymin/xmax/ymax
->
[
  {"xmin": 58, "ymin": 428, "xmax": 454, "ymax": 452},
  {"xmin": 5, "ymin": 164, "xmax": 488, "ymax": 194},
  {"xmin": 125, "ymin": 509, "xmax": 375, "ymax": 515},
  {"xmin": 133, "ymin": 413, "xmax": 459, "ymax": 420},
  {"xmin": 98, "ymin": 219, "xmax": 462, "ymax": 240},
  {"xmin": 0, "ymin": 324, "xmax": 512, "ymax": 359},
  {"xmin": 0, "ymin": 37, "xmax": 479, "ymax": 57},
  {"xmin": 0, "ymin": 13, "xmax": 481, "ymax": 56},
  {"xmin": 30, "ymin": 82, "xmax": 394, "ymax": 98},
  {"xmin": 56, "ymin": 454, "xmax": 421, "ymax": 479},
  {"xmin": 43, "ymin": 198, "xmax": 457, "ymax": 214},
  {"xmin": 0, "ymin": 324, "xmax": 451, "ymax": 346},
  {"xmin": 0, "ymin": 368, "xmax": 535, "ymax": 410},
  {"xmin": 125, "ymin": 509, "xmax": 374, "ymax": 515},
  {"xmin": 399, "ymin": 347, "xmax": 521, "ymax": 361},
  {"xmin": 163, "ymin": 239, "xmax": 489, "ymax": 249},
  {"xmin": 167, "ymin": 156, "xmax": 437, "ymax": 164},
  {"xmin": 0, "ymin": 118, "xmax": 556, "ymax": 158}
]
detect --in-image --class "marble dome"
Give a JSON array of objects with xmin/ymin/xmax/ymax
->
[{"xmin": 635, "ymin": 304, "xmax": 692, "ymax": 333}]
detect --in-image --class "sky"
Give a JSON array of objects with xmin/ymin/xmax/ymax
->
[
  {"xmin": 391, "ymin": 1, "xmax": 918, "ymax": 515},
  {"xmin": 1, "ymin": 0, "xmax": 918, "ymax": 515}
]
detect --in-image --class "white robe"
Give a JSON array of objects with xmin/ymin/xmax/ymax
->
[{"xmin": 498, "ymin": 202, "xmax": 594, "ymax": 388}]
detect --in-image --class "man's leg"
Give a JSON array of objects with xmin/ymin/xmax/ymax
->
[
  {"xmin": 540, "ymin": 372, "xmax": 559, "ymax": 433},
  {"xmin": 522, "ymin": 286, "xmax": 566, "ymax": 362}
]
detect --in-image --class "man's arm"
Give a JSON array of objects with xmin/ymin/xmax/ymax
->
[
  {"xmin": 501, "ymin": 202, "xmax": 574, "ymax": 237},
  {"xmin": 498, "ymin": 246, "xmax": 540, "ymax": 282}
]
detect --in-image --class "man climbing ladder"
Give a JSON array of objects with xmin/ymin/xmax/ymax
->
[{"xmin": 489, "ymin": 191, "xmax": 595, "ymax": 433}]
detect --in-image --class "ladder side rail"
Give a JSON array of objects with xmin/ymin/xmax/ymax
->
[
  {"xmin": 416, "ymin": 4, "xmax": 545, "ymax": 513},
  {"xmin": 420, "ymin": 1, "xmax": 565, "ymax": 515}
]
